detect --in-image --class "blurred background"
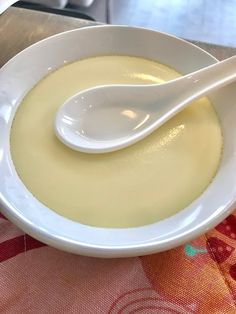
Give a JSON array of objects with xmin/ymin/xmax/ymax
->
[{"xmin": 14, "ymin": 0, "xmax": 236, "ymax": 47}]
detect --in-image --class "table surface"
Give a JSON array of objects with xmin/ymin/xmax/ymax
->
[{"xmin": 0, "ymin": 7, "xmax": 236, "ymax": 68}]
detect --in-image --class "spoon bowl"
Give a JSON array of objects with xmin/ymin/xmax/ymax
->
[{"xmin": 55, "ymin": 85, "xmax": 155, "ymax": 152}]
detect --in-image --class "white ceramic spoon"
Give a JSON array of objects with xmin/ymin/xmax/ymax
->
[
  {"xmin": 55, "ymin": 55, "xmax": 236, "ymax": 153},
  {"xmin": 0, "ymin": 0, "xmax": 19, "ymax": 15}
]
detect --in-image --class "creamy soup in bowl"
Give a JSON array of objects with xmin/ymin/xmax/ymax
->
[
  {"xmin": 10, "ymin": 55, "xmax": 222, "ymax": 228},
  {"xmin": 1, "ymin": 26, "xmax": 236, "ymax": 257}
]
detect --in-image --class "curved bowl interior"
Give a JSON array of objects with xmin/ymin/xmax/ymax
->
[{"xmin": 1, "ymin": 25, "xmax": 236, "ymax": 257}]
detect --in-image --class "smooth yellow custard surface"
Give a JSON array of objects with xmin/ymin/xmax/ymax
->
[{"xmin": 10, "ymin": 56, "xmax": 222, "ymax": 228}]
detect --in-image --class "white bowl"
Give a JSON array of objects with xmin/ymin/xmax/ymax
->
[{"xmin": 1, "ymin": 25, "xmax": 236, "ymax": 258}]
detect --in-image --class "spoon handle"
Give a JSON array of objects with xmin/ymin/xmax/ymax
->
[
  {"xmin": 142, "ymin": 55, "xmax": 236, "ymax": 126},
  {"xmin": 173, "ymin": 55, "xmax": 236, "ymax": 101}
]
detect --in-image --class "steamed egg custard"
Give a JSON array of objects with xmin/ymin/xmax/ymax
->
[{"xmin": 10, "ymin": 56, "xmax": 222, "ymax": 228}]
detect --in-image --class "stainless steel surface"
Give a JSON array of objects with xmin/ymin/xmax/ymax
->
[
  {"xmin": 0, "ymin": 7, "xmax": 98, "ymax": 67},
  {"xmin": 0, "ymin": 7, "xmax": 235, "ymax": 68}
]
